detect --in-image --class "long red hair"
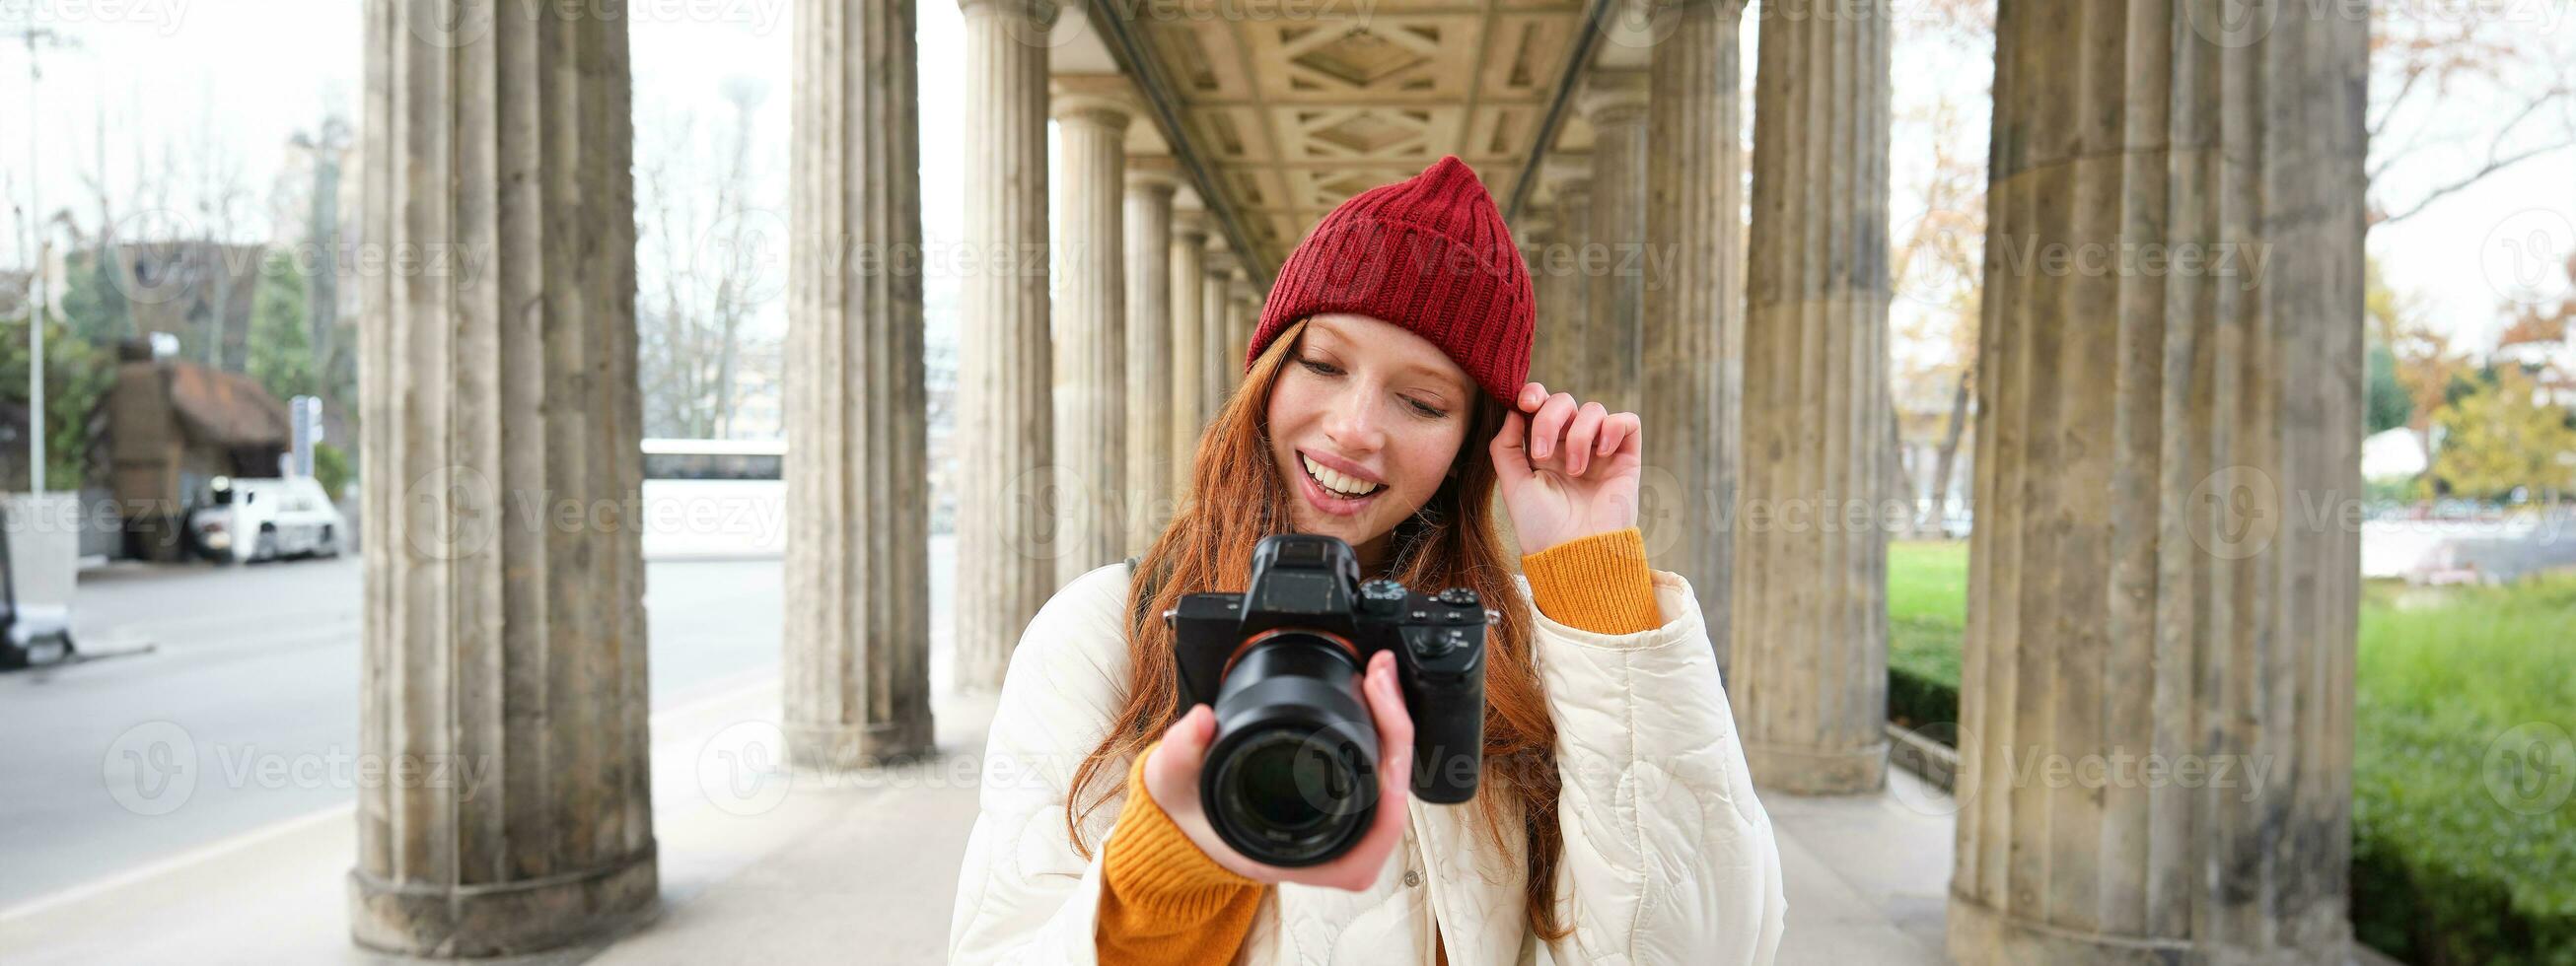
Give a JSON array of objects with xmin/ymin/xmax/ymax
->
[{"xmin": 1064, "ymin": 318, "xmax": 1570, "ymax": 941}]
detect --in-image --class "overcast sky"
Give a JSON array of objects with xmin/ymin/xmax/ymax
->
[{"xmin": 4, "ymin": 0, "xmax": 2571, "ymax": 358}]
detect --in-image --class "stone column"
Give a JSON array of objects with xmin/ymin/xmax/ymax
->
[
  {"xmin": 1731, "ymin": 0, "xmax": 1892, "ymax": 795},
  {"xmin": 1538, "ymin": 163, "xmax": 1592, "ymax": 392},
  {"xmin": 1201, "ymin": 246, "xmax": 1240, "ymax": 410},
  {"xmin": 1123, "ymin": 160, "xmax": 1180, "ymax": 550},
  {"xmin": 352, "ymin": 1, "xmax": 654, "ymax": 954},
  {"xmin": 1641, "ymin": 0, "xmax": 1749, "ymax": 673},
  {"xmin": 1049, "ymin": 75, "xmax": 1133, "ymax": 582},
  {"xmin": 1168, "ymin": 207, "xmax": 1210, "ymax": 495},
  {"xmin": 1579, "ymin": 72, "xmax": 1649, "ymax": 414},
  {"xmin": 954, "ymin": 0, "xmax": 1056, "ymax": 691},
  {"xmin": 1225, "ymin": 270, "xmax": 1259, "ymax": 380},
  {"xmin": 1948, "ymin": 3, "xmax": 2366, "ymax": 961},
  {"xmin": 782, "ymin": 0, "xmax": 932, "ymax": 768}
]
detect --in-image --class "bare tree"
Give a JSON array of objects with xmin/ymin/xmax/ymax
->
[
  {"xmin": 2367, "ymin": 6, "xmax": 2576, "ymax": 229},
  {"xmin": 635, "ymin": 75, "xmax": 783, "ymax": 440}
]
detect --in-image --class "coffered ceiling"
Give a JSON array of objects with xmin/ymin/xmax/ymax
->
[{"xmin": 1119, "ymin": 0, "xmax": 1597, "ymax": 269}]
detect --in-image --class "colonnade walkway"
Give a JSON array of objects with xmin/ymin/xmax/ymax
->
[{"xmin": 1, "ymin": 666, "xmax": 1958, "ymax": 965}]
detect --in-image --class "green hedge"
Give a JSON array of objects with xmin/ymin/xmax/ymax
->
[
  {"xmin": 1882, "ymin": 542, "xmax": 2576, "ymax": 965},
  {"xmin": 1886, "ymin": 541, "xmax": 1966, "ymax": 731}
]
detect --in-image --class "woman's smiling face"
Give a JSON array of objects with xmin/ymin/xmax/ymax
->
[{"xmin": 1265, "ymin": 313, "xmax": 1478, "ymax": 567}]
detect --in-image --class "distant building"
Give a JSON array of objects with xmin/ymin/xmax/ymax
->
[{"xmin": 100, "ymin": 339, "xmax": 291, "ymax": 561}]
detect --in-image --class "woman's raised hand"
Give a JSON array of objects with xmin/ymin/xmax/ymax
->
[
  {"xmin": 1489, "ymin": 381, "xmax": 1643, "ymax": 555},
  {"xmin": 1137, "ymin": 650, "xmax": 1415, "ymax": 891}
]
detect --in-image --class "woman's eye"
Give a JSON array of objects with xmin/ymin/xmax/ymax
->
[
  {"xmin": 1300, "ymin": 358, "xmax": 1342, "ymax": 377},
  {"xmin": 1406, "ymin": 397, "xmax": 1450, "ymax": 420}
]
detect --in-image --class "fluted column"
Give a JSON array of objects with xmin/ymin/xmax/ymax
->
[
  {"xmin": 1579, "ymin": 72, "xmax": 1649, "ymax": 414},
  {"xmin": 1538, "ymin": 163, "xmax": 1592, "ymax": 392},
  {"xmin": 1732, "ymin": 0, "xmax": 1892, "ymax": 795},
  {"xmin": 1123, "ymin": 161, "xmax": 1179, "ymax": 550},
  {"xmin": 954, "ymin": 0, "xmax": 1056, "ymax": 691},
  {"xmin": 1168, "ymin": 207, "xmax": 1210, "ymax": 494},
  {"xmin": 1948, "ymin": 2, "xmax": 2365, "ymax": 961},
  {"xmin": 1201, "ymin": 246, "xmax": 1240, "ymax": 408},
  {"xmin": 1049, "ymin": 75, "xmax": 1132, "ymax": 582},
  {"xmin": 352, "ymin": 1, "xmax": 654, "ymax": 954},
  {"xmin": 782, "ymin": 0, "xmax": 932, "ymax": 768},
  {"xmin": 1225, "ymin": 269, "xmax": 1258, "ymax": 380},
  {"xmin": 1641, "ymin": 0, "xmax": 1750, "ymax": 674}
]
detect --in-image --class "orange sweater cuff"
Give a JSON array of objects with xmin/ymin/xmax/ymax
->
[
  {"xmin": 1100, "ymin": 743, "xmax": 1262, "ymax": 932},
  {"xmin": 1520, "ymin": 527, "xmax": 1663, "ymax": 635}
]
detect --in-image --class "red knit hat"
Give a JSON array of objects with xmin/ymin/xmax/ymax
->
[{"xmin": 1248, "ymin": 155, "xmax": 1535, "ymax": 405}]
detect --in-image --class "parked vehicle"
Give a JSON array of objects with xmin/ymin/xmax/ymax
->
[{"xmin": 187, "ymin": 476, "xmax": 346, "ymax": 564}]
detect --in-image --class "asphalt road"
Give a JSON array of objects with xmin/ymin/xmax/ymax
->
[{"xmin": 0, "ymin": 546, "xmax": 914, "ymax": 910}]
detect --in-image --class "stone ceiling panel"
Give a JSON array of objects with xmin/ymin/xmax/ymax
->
[{"xmin": 1119, "ymin": 0, "xmax": 1594, "ymax": 268}]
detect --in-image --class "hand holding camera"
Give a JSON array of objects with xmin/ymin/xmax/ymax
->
[
  {"xmin": 1141, "ymin": 534, "xmax": 1490, "ymax": 890},
  {"xmin": 1140, "ymin": 651, "xmax": 1415, "ymax": 891}
]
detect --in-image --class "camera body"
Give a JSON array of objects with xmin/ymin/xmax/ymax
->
[{"xmin": 1166, "ymin": 533, "xmax": 1489, "ymax": 866}]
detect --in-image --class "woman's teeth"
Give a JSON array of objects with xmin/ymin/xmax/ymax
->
[{"xmin": 1301, "ymin": 453, "xmax": 1384, "ymax": 499}]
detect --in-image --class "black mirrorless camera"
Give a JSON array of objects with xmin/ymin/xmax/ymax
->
[{"xmin": 1165, "ymin": 534, "xmax": 1490, "ymax": 867}]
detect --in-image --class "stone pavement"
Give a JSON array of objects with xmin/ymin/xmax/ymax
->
[{"xmin": 0, "ymin": 669, "xmax": 1952, "ymax": 965}]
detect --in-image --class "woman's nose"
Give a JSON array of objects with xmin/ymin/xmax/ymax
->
[{"xmin": 1321, "ymin": 387, "xmax": 1384, "ymax": 452}]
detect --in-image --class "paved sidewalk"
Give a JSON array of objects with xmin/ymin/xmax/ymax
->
[{"xmin": 0, "ymin": 673, "xmax": 1951, "ymax": 965}]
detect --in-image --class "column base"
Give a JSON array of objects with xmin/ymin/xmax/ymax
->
[
  {"xmin": 348, "ymin": 842, "xmax": 658, "ymax": 958},
  {"xmin": 785, "ymin": 716, "xmax": 937, "ymax": 771},
  {"xmin": 1743, "ymin": 737, "xmax": 1888, "ymax": 795},
  {"xmin": 1948, "ymin": 889, "xmax": 2353, "ymax": 966}
]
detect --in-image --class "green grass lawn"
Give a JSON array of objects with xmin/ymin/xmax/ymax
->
[{"xmin": 1883, "ymin": 540, "xmax": 2576, "ymax": 963}]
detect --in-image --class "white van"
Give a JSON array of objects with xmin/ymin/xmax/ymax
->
[{"xmin": 187, "ymin": 476, "xmax": 348, "ymax": 564}]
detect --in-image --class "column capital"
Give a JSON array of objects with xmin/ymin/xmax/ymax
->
[
  {"xmin": 1542, "ymin": 156, "xmax": 1593, "ymax": 197},
  {"xmin": 1576, "ymin": 70, "xmax": 1651, "ymax": 125},
  {"xmin": 1126, "ymin": 155, "xmax": 1184, "ymax": 196},
  {"xmin": 1051, "ymin": 72, "xmax": 1141, "ymax": 127},
  {"xmin": 1172, "ymin": 206, "xmax": 1212, "ymax": 243},
  {"xmin": 1203, "ymin": 243, "xmax": 1240, "ymax": 276},
  {"xmin": 958, "ymin": 0, "xmax": 1058, "ymax": 27}
]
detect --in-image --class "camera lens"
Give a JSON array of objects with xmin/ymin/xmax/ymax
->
[
  {"xmin": 1198, "ymin": 633, "xmax": 1381, "ymax": 866},
  {"xmin": 1221, "ymin": 729, "xmax": 1358, "ymax": 834}
]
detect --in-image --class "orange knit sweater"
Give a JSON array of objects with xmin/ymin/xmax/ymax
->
[{"xmin": 1094, "ymin": 527, "xmax": 1664, "ymax": 963}]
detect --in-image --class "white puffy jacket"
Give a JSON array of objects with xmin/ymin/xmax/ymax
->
[{"xmin": 948, "ymin": 560, "xmax": 1788, "ymax": 965}]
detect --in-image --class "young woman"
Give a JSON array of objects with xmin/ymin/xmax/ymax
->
[{"xmin": 949, "ymin": 157, "xmax": 1785, "ymax": 965}]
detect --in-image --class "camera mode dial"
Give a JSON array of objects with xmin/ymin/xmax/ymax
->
[{"xmin": 1359, "ymin": 579, "xmax": 1408, "ymax": 618}]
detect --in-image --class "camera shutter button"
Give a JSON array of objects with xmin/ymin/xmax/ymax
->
[{"xmin": 1360, "ymin": 579, "xmax": 1408, "ymax": 618}]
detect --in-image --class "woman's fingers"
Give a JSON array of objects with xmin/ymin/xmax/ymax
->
[
  {"xmin": 1320, "ymin": 653, "xmax": 1413, "ymax": 892},
  {"xmin": 1529, "ymin": 392, "xmax": 1578, "ymax": 461},
  {"xmin": 1518, "ymin": 381, "xmax": 1547, "ymax": 412},
  {"xmin": 1142, "ymin": 705, "xmax": 1215, "ymax": 805},
  {"xmin": 1488, "ymin": 408, "xmax": 1534, "ymax": 486},
  {"xmin": 1563, "ymin": 402, "xmax": 1608, "ymax": 477},
  {"xmin": 1593, "ymin": 411, "xmax": 1636, "ymax": 456}
]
